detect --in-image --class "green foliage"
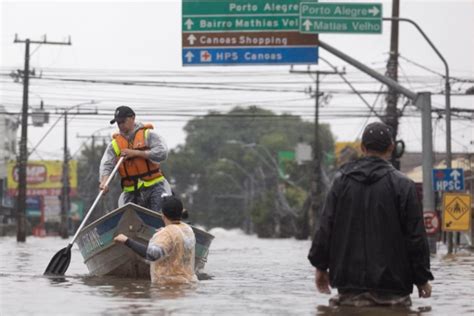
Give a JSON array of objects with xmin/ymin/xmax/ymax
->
[
  {"xmin": 76, "ymin": 140, "xmax": 122, "ymax": 224},
  {"xmin": 250, "ymin": 193, "xmax": 275, "ymax": 238},
  {"xmin": 285, "ymin": 186, "xmax": 307, "ymax": 210},
  {"xmin": 167, "ymin": 106, "xmax": 335, "ymax": 233},
  {"xmin": 250, "ymin": 193, "xmax": 272, "ymax": 225}
]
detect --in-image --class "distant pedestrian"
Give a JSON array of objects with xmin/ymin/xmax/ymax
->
[
  {"xmin": 308, "ymin": 121, "xmax": 434, "ymax": 307},
  {"xmin": 99, "ymin": 105, "xmax": 172, "ymax": 211},
  {"xmin": 114, "ymin": 195, "xmax": 197, "ymax": 285}
]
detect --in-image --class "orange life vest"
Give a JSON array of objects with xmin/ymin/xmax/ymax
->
[{"xmin": 111, "ymin": 124, "xmax": 163, "ymax": 191}]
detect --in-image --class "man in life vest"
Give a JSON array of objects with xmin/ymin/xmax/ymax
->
[{"xmin": 99, "ymin": 105, "xmax": 172, "ymax": 211}]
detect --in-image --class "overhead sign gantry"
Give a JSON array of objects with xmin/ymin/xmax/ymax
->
[{"xmin": 182, "ymin": 0, "xmax": 319, "ymax": 65}]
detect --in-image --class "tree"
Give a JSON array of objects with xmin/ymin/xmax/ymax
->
[
  {"xmin": 164, "ymin": 106, "xmax": 335, "ymax": 237},
  {"xmin": 76, "ymin": 140, "xmax": 121, "ymax": 224}
]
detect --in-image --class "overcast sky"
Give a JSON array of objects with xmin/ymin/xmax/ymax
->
[{"xmin": 1, "ymin": 0, "xmax": 473, "ymax": 161}]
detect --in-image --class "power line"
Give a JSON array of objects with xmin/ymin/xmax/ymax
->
[{"xmin": 399, "ymin": 55, "xmax": 474, "ymax": 83}]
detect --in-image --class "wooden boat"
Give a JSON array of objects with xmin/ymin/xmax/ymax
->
[{"xmin": 76, "ymin": 203, "xmax": 214, "ymax": 278}]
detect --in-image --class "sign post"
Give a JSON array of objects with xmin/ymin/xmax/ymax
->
[
  {"xmin": 299, "ymin": 2, "xmax": 382, "ymax": 34},
  {"xmin": 182, "ymin": 0, "xmax": 319, "ymax": 66},
  {"xmin": 423, "ymin": 211, "xmax": 440, "ymax": 235}
]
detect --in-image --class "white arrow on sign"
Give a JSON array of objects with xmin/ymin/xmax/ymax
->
[
  {"xmin": 368, "ymin": 6, "xmax": 380, "ymax": 17},
  {"xmin": 450, "ymin": 169, "xmax": 461, "ymax": 181},
  {"xmin": 187, "ymin": 34, "xmax": 197, "ymax": 45},
  {"xmin": 185, "ymin": 51, "xmax": 194, "ymax": 62},
  {"xmin": 303, "ymin": 19, "xmax": 312, "ymax": 31},
  {"xmin": 185, "ymin": 19, "xmax": 194, "ymax": 30}
]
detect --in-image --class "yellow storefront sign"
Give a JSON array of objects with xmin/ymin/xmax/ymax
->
[
  {"xmin": 335, "ymin": 141, "xmax": 362, "ymax": 166},
  {"xmin": 442, "ymin": 193, "xmax": 472, "ymax": 232},
  {"xmin": 7, "ymin": 160, "xmax": 77, "ymax": 196}
]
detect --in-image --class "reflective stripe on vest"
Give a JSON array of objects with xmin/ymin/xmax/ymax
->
[
  {"xmin": 122, "ymin": 176, "xmax": 165, "ymax": 192},
  {"xmin": 111, "ymin": 139, "xmax": 121, "ymax": 156}
]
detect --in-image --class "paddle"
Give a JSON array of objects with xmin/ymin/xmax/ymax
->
[{"xmin": 44, "ymin": 156, "xmax": 124, "ymax": 276}]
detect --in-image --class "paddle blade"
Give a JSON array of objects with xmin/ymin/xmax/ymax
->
[{"xmin": 44, "ymin": 246, "xmax": 71, "ymax": 276}]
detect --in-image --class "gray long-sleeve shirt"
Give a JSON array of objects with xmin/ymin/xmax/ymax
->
[
  {"xmin": 99, "ymin": 122, "xmax": 168, "ymax": 178},
  {"xmin": 125, "ymin": 238, "xmax": 166, "ymax": 262}
]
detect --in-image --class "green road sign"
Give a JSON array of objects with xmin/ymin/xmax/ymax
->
[
  {"xmin": 278, "ymin": 151, "xmax": 295, "ymax": 178},
  {"xmin": 182, "ymin": 0, "xmax": 319, "ymax": 66},
  {"xmin": 183, "ymin": 0, "xmax": 301, "ymax": 16},
  {"xmin": 183, "ymin": 16, "xmax": 300, "ymax": 32},
  {"xmin": 300, "ymin": 2, "xmax": 382, "ymax": 34},
  {"xmin": 183, "ymin": 0, "xmax": 306, "ymax": 32}
]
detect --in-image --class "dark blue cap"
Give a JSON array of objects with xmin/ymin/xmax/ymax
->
[
  {"xmin": 362, "ymin": 122, "xmax": 394, "ymax": 152},
  {"xmin": 110, "ymin": 106, "xmax": 135, "ymax": 124}
]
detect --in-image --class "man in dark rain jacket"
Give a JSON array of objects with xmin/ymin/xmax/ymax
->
[{"xmin": 308, "ymin": 122, "xmax": 434, "ymax": 307}]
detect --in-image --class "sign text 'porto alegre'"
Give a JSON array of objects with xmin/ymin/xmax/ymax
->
[
  {"xmin": 182, "ymin": 0, "xmax": 318, "ymax": 66},
  {"xmin": 299, "ymin": 2, "xmax": 382, "ymax": 34}
]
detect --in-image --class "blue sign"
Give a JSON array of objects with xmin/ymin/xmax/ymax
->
[
  {"xmin": 432, "ymin": 168, "xmax": 465, "ymax": 192},
  {"xmin": 182, "ymin": 47, "xmax": 318, "ymax": 65},
  {"xmin": 26, "ymin": 196, "xmax": 42, "ymax": 217},
  {"xmin": 181, "ymin": 0, "xmax": 319, "ymax": 66}
]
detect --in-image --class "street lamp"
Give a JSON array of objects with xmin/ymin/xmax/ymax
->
[
  {"xmin": 226, "ymin": 140, "xmax": 291, "ymax": 180},
  {"xmin": 383, "ymin": 17, "xmax": 453, "ymax": 254},
  {"xmin": 225, "ymin": 141, "xmax": 301, "ymax": 225},
  {"xmin": 218, "ymin": 158, "xmax": 255, "ymax": 233},
  {"xmin": 215, "ymin": 171, "xmax": 244, "ymax": 191},
  {"xmin": 223, "ymin": 142, "xmax": 293, "ymax": 225},
  {"xmin": 244, "ymin": 143, "xmax": 280, "ymax": 173},
  {"xmin": 225, "ymin": 140, "xmax": 279, "ymax": 176},
  {"xmin": 28, "ymin": 101, "xmax": 98, "ymax": 158},
  {"xmin": 218, "ymin": 157, "xmax": 255, "ymax": 182}
]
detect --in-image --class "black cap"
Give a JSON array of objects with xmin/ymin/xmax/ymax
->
[
  {"xmin": 361, "ymin": 122, "xmax": 394, "ymax": 152},
  {"xmin": 110, "ymin": 106, "xmax": 135, "ymax": 124},
  {"xmin": 161, "ymin": 195, "xmax": 184, "ymax": 220}
]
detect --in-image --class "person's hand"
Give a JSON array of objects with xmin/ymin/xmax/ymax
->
[
  {"xmin": 114, "ymin": 234, "xmax": 129, "ymax": 244},
  {"xmin": 121, "ymin": 148, "xmax": 148, "ymax": 159},
  {"xmin": 120, "ymin": 148, "xmax": 132, "ymax": 159},
  {"xmin": 121, "ymin": 148, "xmax": 140, "ymax": 159},
  {"xmin": 416, "ymin": 282, "xmax": 432, "ymax": 298},
  {"xmin": 99, "ymin": 177, "xmax": 109, "ymax": 194},
  {"xmin": 315, "ymin": 269, "xmax": 331, "ymax": 294}
]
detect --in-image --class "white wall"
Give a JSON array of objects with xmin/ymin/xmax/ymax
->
[{"xmin": 0, "ymin": 105, "xmax": 18, "ymax": 179}]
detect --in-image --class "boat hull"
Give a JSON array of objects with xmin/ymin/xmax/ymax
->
[{"xmin": 76, "ymin": 203, "xmax": 214, "ymax": 278}]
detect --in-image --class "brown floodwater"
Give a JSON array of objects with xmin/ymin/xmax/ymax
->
[{"xmin": 0, "ymin": 229, "xmax": 473, "ymax": 315}]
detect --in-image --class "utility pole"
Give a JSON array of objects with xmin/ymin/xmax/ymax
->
[
  {"xmin": 58, "ymin": 107, "xmax": 97, "ymax": 239},
  {"xmin": 384, "ymin": 0, "xmax": 401, "ymax": 169},
  {"xmin": 318, "ymin": 39, "xmax": 437, "ymax": 254},
  {"xmin": 290, "ymin": 68, "xmax": 345, "ymax": 235},
  {"xmin": 382, "ymin": 16, "xmax": 453, "ymax": 254},
  {"xmin": 61, "ymin": 110, "xmax": 70, "ymax": 239},
  {"xmin": 13, "ymin": 34, "xmax": 71, "ymax": 242},
  {"xmin": 76, "ymin": 134, "xmax": 109, "ymax": 153}
]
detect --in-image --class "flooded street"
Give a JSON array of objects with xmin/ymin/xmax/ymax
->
[{"xmin": 1, "ymin": 229, "xmax": 473, "ymax": 315}]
